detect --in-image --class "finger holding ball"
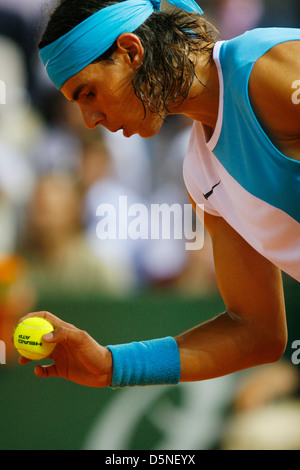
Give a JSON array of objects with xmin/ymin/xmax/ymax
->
[{"xmin": 14, "ymin": 316, "xmax": 56, "ymax": 360}]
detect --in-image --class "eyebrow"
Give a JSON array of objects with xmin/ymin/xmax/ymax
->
[{"xmin": 71, "ymin": 83, "xmax": 88, "ymax": 102}]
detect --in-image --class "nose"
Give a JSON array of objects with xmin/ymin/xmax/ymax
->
[{"xmin": 81, "ymin": 107, "xmax": 105, "ymax": 129}]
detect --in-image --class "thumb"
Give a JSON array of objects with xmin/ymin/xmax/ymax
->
[
  {"xmin": 42, "ymin": 325, "xmax": 82, "ymax": 345},
  {"xmin": 42, "ymin": 326, "xmax": 64, "ymax": 343},
  {"xmin": 43, "ymin": 331, "xmax": 55, "ymax": 342}
]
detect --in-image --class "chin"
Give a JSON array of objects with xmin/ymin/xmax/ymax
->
[
  {"xmin": 138, "ymin": 120, "xmax": 164, "ymax": 139},
  {"xmin": 138, "ymin": 129, "xmax": 157, "ymax": 139}
]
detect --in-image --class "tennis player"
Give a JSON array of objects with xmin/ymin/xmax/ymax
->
[{"xmin": 19, "ymin": 0, "xmax": 300, "ymax": 388}]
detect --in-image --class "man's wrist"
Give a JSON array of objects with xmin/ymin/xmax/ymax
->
[
  {"xmin": 104, "ymin": 347, "xmax": 113, "ymax": 387},
  {"xmin": 106, "ymin": 337, "xmax": 181, "ymax": 388}
]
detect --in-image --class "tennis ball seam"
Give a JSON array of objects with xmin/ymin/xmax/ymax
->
[{"xmin": 20, "ymin": 322, "xmax": 53, "ymax": 330}]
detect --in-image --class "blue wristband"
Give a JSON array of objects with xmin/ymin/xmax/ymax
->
[{"xmin": 106, "ymin": 337, "xmax": 181, "ymax": 388}]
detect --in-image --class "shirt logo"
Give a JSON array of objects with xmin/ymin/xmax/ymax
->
[{"xmin": 203, "ymin": 180, "xmax": 221, "ymax": 200}]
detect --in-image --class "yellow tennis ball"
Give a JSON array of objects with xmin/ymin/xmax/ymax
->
[{"xmin": 14, "ymin": 316, "xmax": 56, "ymax": 360}]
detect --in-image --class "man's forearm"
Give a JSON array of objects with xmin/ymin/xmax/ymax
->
[{"xmin": 176, "ymin": 310, "xmax": 285, "ymax": 382}]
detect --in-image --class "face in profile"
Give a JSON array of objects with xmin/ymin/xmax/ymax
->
[{"xmin": 60, "ymin": 34, "xmax": 167, "ymax": 139}]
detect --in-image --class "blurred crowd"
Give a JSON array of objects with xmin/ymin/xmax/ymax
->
[{"xmin": 0, "ymin": 0, "xmax": 299, "ymax": 339}]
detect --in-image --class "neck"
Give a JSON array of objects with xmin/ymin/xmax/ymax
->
[{"xmin": 169, "ymin": 49, "xmax": 220, "ymax": 130}]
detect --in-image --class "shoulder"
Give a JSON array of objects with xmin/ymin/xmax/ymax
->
[{"xmin": 248, "ymin": 40, "xmax": 300, "ymax": 141}]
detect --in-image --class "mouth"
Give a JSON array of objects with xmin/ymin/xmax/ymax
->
[
  {"xmin": 109, "ymin": 125, "xmax": 133, "ymax": 138},
  {"xmin": 120, "ymin": 126, "xmax": 132, "ymax": 138}
]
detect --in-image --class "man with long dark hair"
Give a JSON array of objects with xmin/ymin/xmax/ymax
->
[{"xmin": 18, "ymin": 0, "xmax": 299, "ymax": 389}]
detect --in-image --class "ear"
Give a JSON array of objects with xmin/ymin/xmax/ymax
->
[{"xmin": 115, "ymin": 33, "xmax": 144, "ymax": 68}]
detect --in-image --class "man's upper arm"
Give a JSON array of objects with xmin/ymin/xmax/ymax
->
[
  {"xmin": 203, "ymin": 211, "xmax": 286, "ymax": 328},
  {"xmin": 249, "ymin": 40, "xmax": 300, "ymax": 161}
]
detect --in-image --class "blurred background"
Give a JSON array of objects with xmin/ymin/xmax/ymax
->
[{"xmin": 0, "ymin": 0, "xmax": 299, "ymax": 450}]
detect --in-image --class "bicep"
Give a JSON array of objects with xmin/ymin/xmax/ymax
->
[{"xmin": 204, "ymin": 212, "xmax": 286, "ymax": 327}]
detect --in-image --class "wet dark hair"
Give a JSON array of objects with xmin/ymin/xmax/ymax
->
[{"xmin": 39, "ymin": 0, "xmax": 218, "ymax": 116}]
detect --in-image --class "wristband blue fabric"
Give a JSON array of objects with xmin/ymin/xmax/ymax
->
[{"xmin": 106, "ymin": 337, "xmax": 181, "ymax": 388}]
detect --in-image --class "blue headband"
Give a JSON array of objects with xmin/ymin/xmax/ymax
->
[{"xmin": 39, "ymin": 0, "xmax": 203, "ymax": 89}]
